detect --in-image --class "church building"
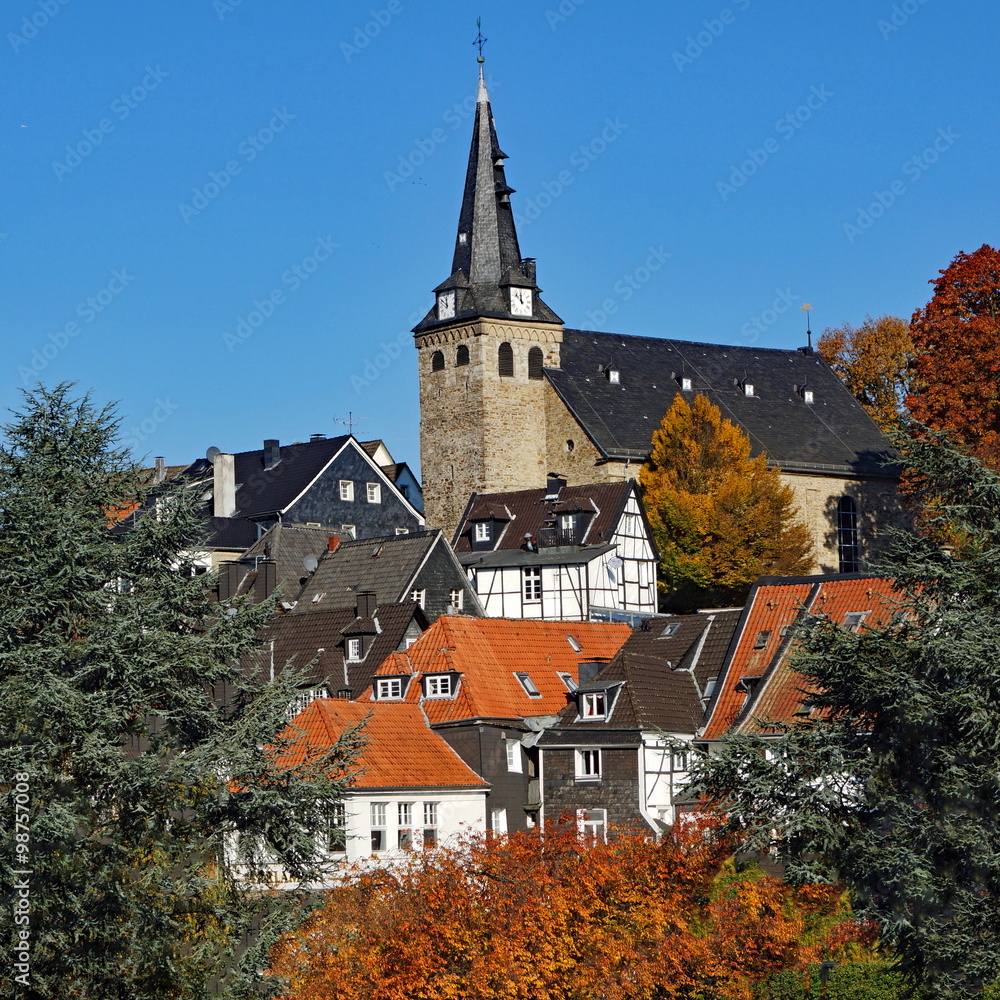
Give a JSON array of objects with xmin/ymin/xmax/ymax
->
[{"xmin": 414, "ymin": 61, "xmax": 900, "ymax": 575}]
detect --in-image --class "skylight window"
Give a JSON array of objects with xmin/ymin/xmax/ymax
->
[
  {"xmin": 566, "ymin": 635, "xmax": 582, "ymax": 653},
  {"xmin": 843, "ymin": 611, "xmax": 870, "ymax": 632},
  {"xmin": 557, "ymin": 671, "xmax": 578, "ymax": 692},
  {"xmin": 515, "ymin": 672, "xmax": 541, "ymax": 697},
  {"xmin": 753, "ymin": 630, "xmax": 771, "ymax": 649},
  {"xmin": 659, "ymin": 623, "xmax": 680, "ymax": 638}
]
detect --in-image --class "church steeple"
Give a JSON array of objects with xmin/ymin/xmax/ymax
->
[{"xmin": 414, "ymin": 58, "xmax": 561, "ymax": 332}]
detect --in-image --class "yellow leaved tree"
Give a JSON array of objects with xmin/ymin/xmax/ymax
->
[{"xmin": 640, "ymin": 393, "xmax": 813, "ymax": 609}]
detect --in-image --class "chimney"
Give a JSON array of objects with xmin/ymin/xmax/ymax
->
[
  {"xmin": 545, "ymin": 472, "xmax": 566, "ymax": 498},
  {"xmin": 328, "ymin": 536, "xmax": 341, "ymax": 553},
  {"xmin": 153, "ymin": 457, "xmax": 166, "ymax": 484},
  {"xmin": 218, "ymin": 560, "xmax": 248, "ymax": 601},
  {"xmin": 310, "ymin": 433, "xmax": 326, "ymax": 442},
  {"xmin": 356, "ymin": 591, "xmax": 377, "ymax": 619},
  {"xmin": 263, "ymin": 439, "xmax": 280, "ymax": 470},
  {"xmin": 578, "ymin": 659, "xmax": 609, "ymax": 685},
  {"xmin": 521, "ymin": 257, "xmax": 536, "ymax": 284},
  {"xmin": 213, "ymin": 453, "xmax": 237, "ymax": 518},
  {"xmin": 254, "ymin": 560, "xmax": 277, "ymax": 603}
]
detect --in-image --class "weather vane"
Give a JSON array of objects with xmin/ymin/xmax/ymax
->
[{"xmin": 473, "ymin": 18, "xmax": 487, "ymax": 63}]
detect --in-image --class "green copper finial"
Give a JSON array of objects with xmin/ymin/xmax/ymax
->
[{"xmin": 473, "ymin": 18, "xmax": 487, "ymax": 63}]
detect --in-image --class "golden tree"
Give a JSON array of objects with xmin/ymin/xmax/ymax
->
[
  {"xmin": 640, "ymin": 393, "xmax": 813, "ymax": 608},
  {"xmin": 816, "ymin": 314, "xmax": 914, "ymax": 432}
]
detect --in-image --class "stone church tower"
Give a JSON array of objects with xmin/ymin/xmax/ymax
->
[{"xmin": 413, "ymin": 65, "xmax": 564, "ymax": 535}]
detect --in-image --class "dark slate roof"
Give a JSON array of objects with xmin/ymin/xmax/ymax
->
[
  {"xmin": 453, "ymin": 481, "xmax": 635, "ymax": 553},
  {"xmin": 459, "ymin": 544, "xmax": 615, "ymax": 569},
  {"xmin": 545, "ymin": 330, "xmax": 899, "ymax": 476},
  {"xmin": 292, "ymin": 530, "xmax": 441, "ymax": 610},
  {"xmin": 203, "ymin": 516, "xmax": 258, "ymax": 550},
  {"xmin": 241, "ymin": 601, "xmax": 427, "ymax": 696},
  {"xmin": 235, "ymin": 524, "xmax": 339, "ymax": 600}
]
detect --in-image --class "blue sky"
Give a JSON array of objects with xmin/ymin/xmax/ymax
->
[{"xmin": 4, "ymin": 0, "xmax": 997, "ymax": 476}]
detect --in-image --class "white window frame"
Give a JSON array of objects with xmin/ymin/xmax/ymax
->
[
  {"xmin": 425, "ymin": 674, "xmax": 452, "ymax": 698},
  {"xmin": 581, "ymin": 691, "xmax": 606, "ymax": 719},
  {"xmin": 423, "ymin": 801, "xmax": 438, "ymax": 848},
  {"xmin": 339, "ymin": 480, "xmax": 354, "ymax": 501},
  {"xmin": 557, "ymin": 671, "xmax": 578, "ymax": 692},
  {"xmin": 341, "ymin": 523, "xmax": 356, "ymax": 539},
  {"xmin": 327, "ymin": 801, "xmax": 347, "ymax": 854},
  {"xmin": 474, "ymin": 522, "xmax": 491, "ymax": 542},
  {"xmin": 576, "ymin": 748, "xmax": 602, "ymax": 781},
  {"xmin": 410, "ymin": 588, "xmax": 426, "ymax": 608},
  {"xmin": 449, "ymin": 588, "xmax": 464, "ymax": 610},
  {"xmin": 397, "ymin": 802, "xmax": 413, "ymax": 849},
  {"xmin": 395, "ymin": 527, "xmax": 409, "ymax": 535},
  {"xmin": 522, "ymin": 566, "xmax": 542, "ymax": 602},
  {"xmin": 376, "ymin": 677, "xmax": 403, "ymax": 700},
  {"xmin": 506, "ymin": 738, "xmax": 522, "ymax": 772},
  {"xmin": 370, "ymin": 802, "xmax": 387, "ymax": 852},
  {"xmin": 577, "ymin": 807, "xmax": 607, "ymax": 843},
  {"xmin": 346, "ymin": 637, "xmax": 363, "ymax": 661},
  {"xmin": 366, "ymin": 482, "xmax": 381, "ymax": 503},
  {"xmin": 515, "ymin": 672, "xmax": 541, "ymax": 698}
]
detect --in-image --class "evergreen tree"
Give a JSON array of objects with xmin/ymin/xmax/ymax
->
[
  {"xmin": 639, "ymin": 393, "xmax": 813, "ymax": 609},
  {"xmin": 0, "ymin": 386, "xmax": 363, "ymax": 1000},
  {"xmin": 689, "ymin": 428, "xmax": 1000, "ymax": 999}
]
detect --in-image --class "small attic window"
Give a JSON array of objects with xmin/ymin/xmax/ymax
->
[
  {"xmin": 558, "ymin": 671, "xmax": 578, "ymax": 692},
  {"xmin": 753, "ymin": 630, "xmax": 771, "ymax": 649},
  {"xmin": 802, "ymin": 388, "xmax": 814, "ymax": 404},
  {"xmin": 659, "ymin": 623, "xmax": 680, "ymax": 638},
  {"xmin": 680, "ymin": 376, "xmax": 693, "ymax": 391},
  {"xmin": 606, "ymin": 367, "xmax": 620, "ymax": 384},
  {"xmin": 515, "ymin": 672, "xmax": 541, "ymax": 697},
  {"xmin": 566, "ymin": 635, "xmax": 582, "ymax": 653},
  {"xmin": 843, "ymin": 611, "xmax": 870, "ymax": 632},
  {"xmin": 458, "ymin": 232, "xmax": 468, "ymax": 245},
  {"xmin": 742, "ymin": 382, "xmax": 755, "ymax": 397}
]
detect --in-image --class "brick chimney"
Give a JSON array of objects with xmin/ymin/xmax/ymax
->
[{"xmin": 328, "ymin": 536, "xmax": 341, "ymax": 553}]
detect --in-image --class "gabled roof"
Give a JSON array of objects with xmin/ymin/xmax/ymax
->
[
  {"xmin": 700, "ymin": 574, "xmax": 901, "ymax": 739},
  {"xmin": 366, "ymin": 616, "xmax": 631, "ymax": 724},
  {"xmin": 235, "ymin": 523, "xmax": 339, "ymax": 600},
  {"xmin": 278, "ymin": 699, "xmax": 489, "ymax": 790},
  {"xmin": 453, "ymin": 481, "xmax": 637, "ymax": 553},
  {"xmin": 293, "ymin": 530, "xmax": 456, "ymax": 609},
  {"xmin": 241, "ymin": 601, "xmax": 427, "ymax": 697},
  {"xmin": 545, "ymin": 330, "xmax": 899, "ymax": 476}
]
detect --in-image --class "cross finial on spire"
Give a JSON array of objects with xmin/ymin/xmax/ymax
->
[
  {"xmin": 473, "ymin": 18, "xmax": 487, "ymax": 63},
  {"xmin": 801, "ymin": 303, "xmax": 813, "ymax": 351}
]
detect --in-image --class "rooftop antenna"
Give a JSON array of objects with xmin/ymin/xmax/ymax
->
[
  {"xmin": 331, "ymin": 411, "xmax": 372, "ymax": 436},
  {"xmin": 473, "ymin": 17, "xmax": 487, "ymax": 63},
  {"xmin": 801, "ymin": 303, "xmax": 813, "ymax": 352}
]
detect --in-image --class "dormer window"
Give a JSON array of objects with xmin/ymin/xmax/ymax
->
[
  {"xmin": 473, "ymin": 522, "xmax": 492, "ymax": 544},
  {"xmin": 581, "ymin": 692, "xmax": 606, "ymax": 719},
  {"xmin": 458, "ymin": 232, "xmax": 468, "ymax": 245},
  {"xmin": 680, "ymin": 376, "xmax": 693, "ymax": 391},
  {"xmin": 802, "ymin": 387, "xmax": 814, "ymax": 404},
  {"xmin": 742, "ymin": 382, "xmax": 755, "ymax": 397},
  {"xmin": 346, "ymin": 637, "xmax": 363, "ymax": 661},
  {"xmin": 606, "ymin": 367, "xmax": 620, "ymax": 384},
  {"xmin": 375, "ymin": 677, "xmax": 405, "ymax": 700},
  {"xmin": 424, "ymin": 674, "xmax": 454, "ymax": 698}
]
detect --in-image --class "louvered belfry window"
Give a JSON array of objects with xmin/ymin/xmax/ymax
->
[
  {"xmin": 528, "ymin": 346, "xmax": 544, "ymax": 380},
  {"xmin": 456, "ymin": 344, "xmax": 470, "ymax": 366},
  {"xmin": 431, "ymin": 350, "xmax": 445, "ymax": 372},
  {"xmin": 498, "ymin": 342, "xmax": 514, "ymax": 377}
]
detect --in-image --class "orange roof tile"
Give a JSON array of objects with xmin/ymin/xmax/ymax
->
[
  {"xmin": 366, "ymin": 616, "xmax": 632, "ymax": 722},
  {"xmin": 275, "ymin": 699, "xmax": 489, "ymax": 790},
  {"xmin": 701, "ymin": 575, "xmax": 902, "ymax": 739}
]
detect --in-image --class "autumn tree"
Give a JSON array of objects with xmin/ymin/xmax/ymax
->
[
  {"xmin": 907, "ymin": 244, "xmax": 1000, "ymax": 468},
  {"xmin": 817, "ymin": 315, "xmax": 914, "ymax": 432},
  {"xmin": 0, "ymin": 385, "xmax": 362, "ymax": 999},
  {"xmin": 270, "ymin": 818, "xmax": 875, "ymax": 1000},
  {"xmin": 640, "ymin": 393, "xmax": 813, "ymax": 609}
]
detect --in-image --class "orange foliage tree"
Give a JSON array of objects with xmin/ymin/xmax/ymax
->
[
  {"xmin": 817, "ymin": 315, "xmax": 914, "ymax": 432},
  {"xmin": 270, "ymin": 817, "xmax": 874, "ymax": 1000},
  {"xmin": 639, "ymin": 393, "xmax": 813, "ymax": 608},
  {"xmin": 908, "ymin": 244, "xmax": 1000, "ymax": 469}
]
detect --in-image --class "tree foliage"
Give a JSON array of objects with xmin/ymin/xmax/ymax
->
[
  {"xmin": 816, "ymin": 315, "xmax": 914, "ymax": 432},
  {"xmin": 0, "ymin": 386, "xmax": 363, "ymax": 1000},
  {"xmin": 690, "ymin": 429, "xmax": 1000, "ymax": 999},
  {"xmin": 907, "ymin": 244, "xmax": 1000, "ymax": 469},
  {"xmin": 270, "ymin": 818, "xmax": 874, "ymax": 1000},
  {"xmin": 640, "ymin": 393, "xmax": 813, "ymax": 608}
]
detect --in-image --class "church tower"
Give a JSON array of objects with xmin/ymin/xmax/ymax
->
[{"xmin": 414, "ymin": 62, "xmax": 564, "ymax": 535}]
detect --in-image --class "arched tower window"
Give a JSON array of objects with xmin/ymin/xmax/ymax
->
[
  {"xmin": 837, "ymin": 496, "xmax": 859, "ymax": 573},
  {"xmin": 528, "ymin": 346, "xmax": 544, "ymax": 380},
  {"xmin": 431, "ymin": 350, "xmax": 445, "ymax": 372},
  {"xmin": 498, "ymin": 342, "xmax": 514, "ymax": 378},
  {"xmin": 456, "ymin": 344, "xmax": 470, "ymax": 366}
]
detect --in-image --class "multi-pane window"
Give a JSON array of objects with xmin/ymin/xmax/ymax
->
[
  {"xmin": 577, "ymin": 808, "xmax": 607, "ymax": 844},
  {"xmin": 398, "ymin": 802, "xmax": 413, "ymax": 849},
  {"xmin": 671, "ymin": 749, "xmax": 689, "ymax": 772},
  {"xmin": 366, "ymin": 482, "xmax": 381, "ymax": 503},
  {"xmin": 339, "ymin": 480, "xmax": 354, "ymax": 501},
  {"xmin": 837, "ymin": 496, "xmax": 860, "ymax": 573},
  {"xmin": 576, "ymin": 748, "xmax": 601, "ymax": 780},
  {"xmin": 425, "ymin": 675, "xmax": 452, "ymax": 698},
  {"xmin": 370, "ymin": 802, "xmax": 387, "ymax": 852},
  {"xmin": 474, "ymin": 522, "xmax": 491, "ymax": 543},
  {"xmin": 423, "ymin": 802, "xmax": 438, "ymax": 849},
  {"xmin": 449, "ymin": 588, "xmax": 464, "ymax": 610},
  {"xmin": 581, "ymin": 692, "xmax": 606, "ymax": 719},
  {"xmin": 506, "ymin": 738, "xmax": 522, "ymax": 772},
  {"xmin": 328, "ymin": 802, "xmax": 347, "ymax": 853},
  {"xmin": 410, "ymin": 588, "xmax": 426, "ymax": 608},
  {"xmin": 376, "ymin": 678, "xmax": 403, "ymax": 700},
  {"xmin": 522, "ymin": 566, "xmax": 542, "ymax": 602},
  {"xmin": 346, "ymin": 637, "xmax": 363, "ymax": 661}
]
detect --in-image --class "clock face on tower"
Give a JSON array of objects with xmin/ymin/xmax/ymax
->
[
  {"xmin": 510, "ymin": 286, "xmax": 533, "ymax": 317},
  {"xmin": 437, "ymin": 291, "xmax": 456, "ymax": 320}
]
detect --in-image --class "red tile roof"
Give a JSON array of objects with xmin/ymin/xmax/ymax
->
[
  {"xmin": 275, "ymin": 699, "xmax": 488, "ymax": 790},
  {"xmin": 701, "ymin": 575, "xmax": 901, "ymax": 739},
  {"xmin": 366, "ymin": 616, "xmax": 632, "ymax": 722}
]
